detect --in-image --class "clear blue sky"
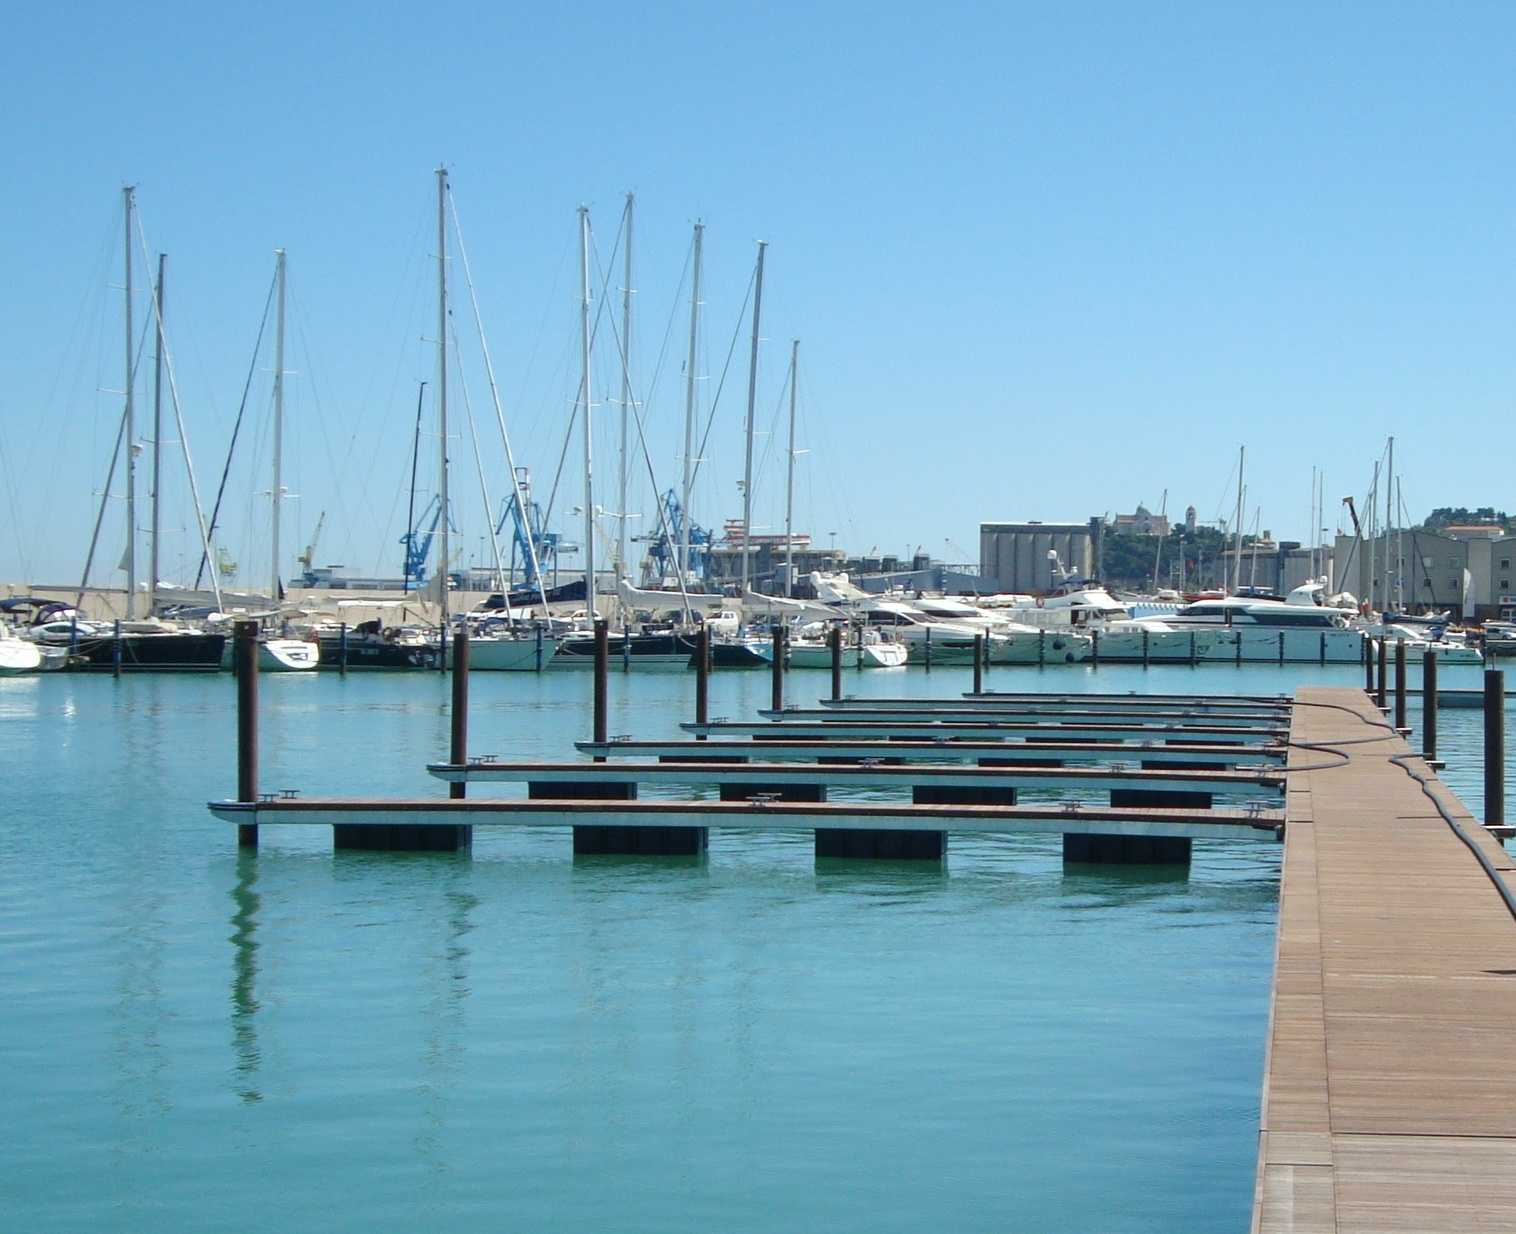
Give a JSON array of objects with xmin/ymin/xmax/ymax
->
[{"xmin": 3, "ymin": 2, "xmax": 1513, "ymax": 587}]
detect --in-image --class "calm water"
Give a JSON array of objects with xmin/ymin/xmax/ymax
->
[{"xmin": 0, "ymin": 659, "xmax": 1500, "ymax": 1231}]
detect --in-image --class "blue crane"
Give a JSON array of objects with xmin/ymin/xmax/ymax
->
[
  {"xmin": 496, "ymin": 468, "xmax": 562, "ymax": 591},
  {"xmin": 639, "ymin": 489, "xmax": 711, "ymax": 585},
  {"xmin": 400, "ymin": 493, "xmax": 454, "ymax": 589}
]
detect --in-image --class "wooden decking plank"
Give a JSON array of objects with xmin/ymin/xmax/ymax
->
[{"xmin": 1254, "ymin": 687, "xmax": 1516, "ymax": 1232}]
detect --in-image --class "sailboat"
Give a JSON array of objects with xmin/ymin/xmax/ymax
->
[
  {"xmin": 550, "ymin": 199, "xmax": 699, "ymax": 671},
  {"xmin": 69, "ymin": 187, "xmax": 226, "ymax": 671}
]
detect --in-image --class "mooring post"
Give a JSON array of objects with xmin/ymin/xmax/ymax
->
[
  {"xmin": 1485, "ymin": 667, "xmax": 1505, "ymax": 829},
  {"xmin": 1038, "ymin": 628, "xmax": 1046, "ymax": 666},
  {"xmin": 112, "ymin": 619, "xmax": 122, "ymax": 677},
  {"xmin": 535, "ymin": 623, "xmax": 544, "ymax": 671},
  {"xmin": 924, "ymin": 625, "xmax": 932, "ymax": 670},
  {"xmin": 1422, "ymin": 648, "xmax": 1439, "ymax": 766},
  {"xmin": 1376, "ymin": 637, "xmax": 1388, "ymax": 711},
  {"xmin": 695, "ymin": 623, "xmax": 710, "ymax": 738},
  {"xmin": 1188, "ymin": 630, "xmax": 1196, "ymax": 667},
  {"xmin": 1091, "ymin": 628, "xmax": 1100, "ymax": 668},
  {"xmin": 771, "ymin": 624, "xmax": 785, "ymax": 712},
  {"xmin": 449, "ymin": 627, "xmax": 469, "ymax": 799},
  {"xmin": 235, "ymin": 619, "xmax": 258, "ymax": 849},
  {"xmin": 622, "ymin": 621, "xmax": 631, "ymax": 673},
  {"xmin": 438, "ymin": 623, "xmax": 447, "ymax": 674},
  {"xmin": 972, "ymin": 633, "xmax": 983, "ymax": 694},
  {"xmin": 1364, "ymin": 634, "xmax": 1374, "ymax": 694},
  {"xmin": 1142, "ymin": 627, "xmax": 1150, "ymax": 668},
  {"xmin": 338, "ymin": 621, "xmax": 348, "ymax": 675},
  {"xmin": 593, "ymin": 618, "xmax": 609, "ymax": 761},
  {"xmin": 830, "ymin": 624, "xmax": 843, "ymax": 701},
  {"xmin": 1394, "ymin": 638, "xmax": 1408, "ymax": 732}
]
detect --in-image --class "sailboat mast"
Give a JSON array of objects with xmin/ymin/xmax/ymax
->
[
  {"xmin": 271, "ymin": 248, "xmax": 286, "ymax": 603},
  {"xmin": 784, "ymin": 339, "xmax": 798, "ymax": 598},
  {"xmin": 618, "ymin": 192, "xmax": 633, "ymax": 599},
  {"xmin": 149, "ymin": 253, "xmax": 164, "ymax": 615},
  {"xmin": 123, "ymin": 185, "xmax": 137, "ymax": 619},
  {"xmin": 436, "ymin": 168, "xmax": 450, "ymax": 634},
  {"xmin": 579, "ymin": 205, "xmax": 595, "ymax": 619},
  {"xmin": 740, "ymin": 240, "xmax": 767, "ymax": 599},
  {"xmin": 680, "ymin": 222, "xmax": 703, "ymax": 584},
  {"xmin": 1231, "ymin": 445, "xmax": 1245, "ymax": 594},
  {"xmin": 1386, "ymin": 435, "xmax": 1395, "ymax": 613}
]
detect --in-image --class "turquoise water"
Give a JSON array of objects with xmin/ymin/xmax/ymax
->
[{"xmin": 0, "ymin": 660, "xmax": 1498, "ymax": 1231}]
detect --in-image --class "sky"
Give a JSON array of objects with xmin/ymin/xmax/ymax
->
[{"xmin": 2, "ymin": 2, "xmax": 1514, "ymax": 589}]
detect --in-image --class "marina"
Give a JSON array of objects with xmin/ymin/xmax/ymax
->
[{"xmin": 8, "ymin": 13, "xmax": 1516, "ymax": 1228}]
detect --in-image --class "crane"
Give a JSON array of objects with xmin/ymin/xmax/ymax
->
[
  {"xmin": 636, "ymin": 490, "xmax": 711, "ymax": 586},
  {"xmin": 297, "ymin": 510, "xmax": 326, "ymax": 583},
  {"xmin": 496, "ymin": 467, "xmax": 564, "ymax": 592},
  {"xmin": 401, "ymin": 494, "xmax": 453, "ymax": 589}
]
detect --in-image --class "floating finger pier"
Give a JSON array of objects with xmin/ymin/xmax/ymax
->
[{"xmin": 213, "ymin": 624, "xmax": 1301, "ymax": 864}]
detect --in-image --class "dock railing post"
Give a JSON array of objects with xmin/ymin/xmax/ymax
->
[
  {"xmin": 1485, "ymin": 667, "xmax": 1505, "ymax": 829},
  {"xmin": 1376, "ymin": 638, "xmax": 1389, "ymax": 711},
  {"xmin": 1394, "ymin": 638, "xmax": 1408, "ymax": 732},
  {"xmin": 450, "ymin": 627, "xmax": 469, "ymax": 799},
  {"xmin": 972, "ymin": 633, "xmax": 983, "ymax": 695},
  {"xmin": 1422, "ymin": 649, "xmax": 1439, "ymax": 766},
  {"xmin": 830, "ymin": 625, "xmax": 843, "ymax": 701},
  {"xmin": 235, "ymin": 619, "xmax": 258, "ymax": 849},
  {"xmin": 771, "ymin": 624, "xmax": 785, "ymax": 712},
  {"xmin": 593, "ymin": 618, "xmax": 609, "ymax": 761},
  {"xmin": 695, "ymin": 624, "xmax": 710, "ymax": 738}
]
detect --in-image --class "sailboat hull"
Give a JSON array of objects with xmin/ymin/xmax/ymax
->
[
  {"xmin": 67, "ymin": 632, "xmax": 227, "ymax": 672},
  {"xmin": 468, "ymin": 637, "xmax": 558, "ymax": 671},
  {"xmin": 550, "ymin": 632, "xmax": 695, "ymax": 671}
]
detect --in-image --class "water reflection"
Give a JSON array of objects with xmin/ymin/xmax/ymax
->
[{"xmin": 229, "ymin": 850, "xmax": 262, "ymax": 1104}]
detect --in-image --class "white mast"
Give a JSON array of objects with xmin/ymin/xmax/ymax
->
[
  {"xmin": 1368, "ymin": 461, "xmax": 1380, "ymax": 611},
  {"xmin": 618, "ymin": 192, "xmax": 633, "ymax": 600},
  {"xmin": 579, "ymin": 205, "xmax": 596, "ymax": 619},
  {"xmin": 784, "ymin": 339, "xmax": 799, "ymax": 598},
  {"xmin": 1230, "ymin": 445, "xmax": 1245, "ymax": 594},
  {"xmin": 123, "ymin": 185, "xmax": 137, "ymax": 619},
  {"xmin": 436, "ymin": 167, "xmax": 450, "ymax": 632},
  {"xmin": 1386, "ymin": 435, "xmax": 1395, "ymax": 612},
  {"xmin": 149, "ymin": 253, "xmax": 164, "ymax": 615},
  {"xmin": 740, "ymin": 240, "xmax": 767, "ymax": 599},
  {"xmin": 680, "ymin": 222, "xmax": 703, "ymax": 585},
  {"xmin": 271, "ymin": 247, "xmax": 286, "ymax": 603}
]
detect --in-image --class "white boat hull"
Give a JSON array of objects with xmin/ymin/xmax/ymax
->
[
  {"xmin": 860, "ymin": 642, "xmax": 909, "ymax": 668},
  {"xmin": 0, "ymin": 639, "xmax": 43, "ymax": 675},
  {"xmin": 260, "ymin": 639, "xmax": 320, "ymax": 672}
]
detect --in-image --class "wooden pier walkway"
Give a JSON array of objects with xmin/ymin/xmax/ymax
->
[{"xmin": 1254, "ymin": 686, "xmax": 1516, "ymax": 1232}]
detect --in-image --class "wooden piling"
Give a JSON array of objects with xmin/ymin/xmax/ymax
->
[
  {"xmin": 112, "ymin": 619, "xmax": 122, "ymax": 677},
  {"xmin": 1376, "ymin": 638, "xmax": 1388, "ymax": 711},
  {"xmin": 338, "ymin": 621, "xmax": 348, "ymax": 675},
  {"xmin": 830, "ymin": 625, "xmax": 843, "ymax": 701},
  {"xmin": 235, "ymin": 620, "xmax": 258, "ymax": 849},
  {"xmin": 449, "ymin": 628, "xmax": 469, "ymax": 801},
  {"xmin": 1090, "ymin": 628, "xmax": 1099, "ymax": 668},
  {"xmin": 1486, "ymin": 667, "xmax": 1504, "ymax": 828},
  {"xmin": 1394, "ymin": 638, "xmax": 1407, "ymax": 731},
  {"xmin": 593, "ymin": 619, "xmax": 609, "ymax": 761},
  {"xmin": 771, "ymin": 625, "xmax": 785, "ymax": 712},
  {"xmin": 695, "ymin": 624, "xmax": 710, "ymax": 739},
  {"xmin": 972, "ymin": 634, "xmax": 983, "ymax": 694},
  {"xmin": 1364, "ymin": 634, "xmax": 1374, "ymax": 693},
  {"xmin": 1422, "ymin": 649, "xmax": 1438, "ymax": 765}
]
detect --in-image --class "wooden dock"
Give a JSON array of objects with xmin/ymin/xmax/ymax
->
[{"xmin": 1254, "ymin": 686, "xmax": 1516, "ymax": 1232}]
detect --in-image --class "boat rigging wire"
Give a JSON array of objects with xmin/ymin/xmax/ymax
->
[{"xmin": 195, "ymin": 267, "xmax": 277, "ymax": 588}]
